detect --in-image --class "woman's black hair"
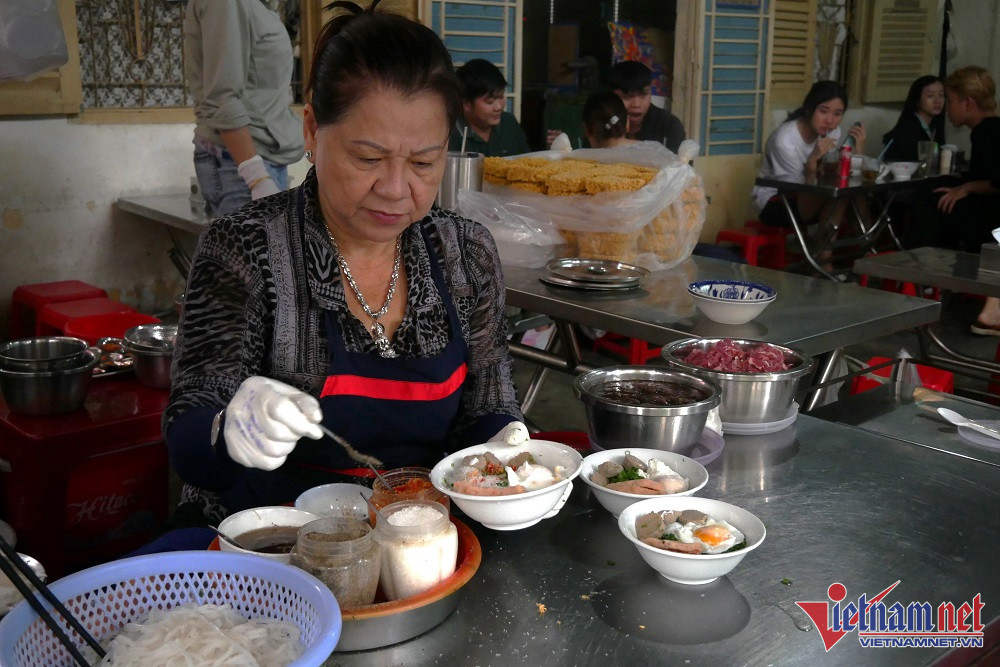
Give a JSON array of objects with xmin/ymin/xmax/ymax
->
[
  {"xmin": 307, "ymin": 0, "xmax": 461, "ymax": 128},
  {"xmin": 903, "ymin": 75, "xmax": 945, "ymax": 138},
  {"xmin": 583, "ymin": 92, "xmax": 628, "ymax": 142},
  {"xmin": 787, "ymin": 80, "xmax": 849, "ymax": 121}
]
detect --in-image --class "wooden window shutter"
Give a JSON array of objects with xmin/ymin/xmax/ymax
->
[
  {"xmin": 769, "ymin": 0, "xmax": 817, "ymax": 107},
  {"xmin": 0, "ymin": 0, "xmax": 82, "ymax": 117},
  {"xmin": 860, "ymin": 0, "xmax": 939, "ymax": 103}
]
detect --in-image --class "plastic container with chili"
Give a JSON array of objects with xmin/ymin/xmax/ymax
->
[{"xmin": 369, "ymin": 467, "xmax": 449, "ymax": 525}]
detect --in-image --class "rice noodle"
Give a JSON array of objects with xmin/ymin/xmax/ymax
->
[{"xmin": 81, "ymin": 603, "xmax": 303, "ymax": 666}]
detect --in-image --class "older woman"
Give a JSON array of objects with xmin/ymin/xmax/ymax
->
[{"xmin": 165, "ymin": 1, "xmax": 526, "ymax": 520}]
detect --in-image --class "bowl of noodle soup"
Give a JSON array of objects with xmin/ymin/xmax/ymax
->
[{"xmin": 0, "ymin": 551, "xmax": 341, "ymax": 666}]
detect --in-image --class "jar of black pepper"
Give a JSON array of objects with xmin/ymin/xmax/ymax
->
[{"xmin": 290, "ymin": 517, "xmax": 380, "ymax": 608}]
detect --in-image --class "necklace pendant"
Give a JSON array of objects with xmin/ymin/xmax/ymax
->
[{"xmin": 371, "ymin": 322, "xmax": 397, "ymax": 358}]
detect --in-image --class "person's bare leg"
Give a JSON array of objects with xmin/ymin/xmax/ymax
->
[
  {"xmin": 972, "ymin": 297, "xmax": 1000, "ymax": 335},
  {"xmin": 797, "ymin": 195, "xmax": 848, "ymax": 270}
]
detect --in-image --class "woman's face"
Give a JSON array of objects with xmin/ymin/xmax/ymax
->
[
  {"xmin": 303, "ymin": 87, "xmax": 449, "ymax": 245},
  {"xmin": 808, "ymin": 97, "xmax": 845, "ymax": 137},
  {"xmin": 919, "ymin": 82, "xmax": 945, "ymax": 118}
]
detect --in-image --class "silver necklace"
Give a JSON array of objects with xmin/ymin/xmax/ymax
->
[{"xmin": 326, "ymin": 229, "xmax": 400, "ymax": 358}]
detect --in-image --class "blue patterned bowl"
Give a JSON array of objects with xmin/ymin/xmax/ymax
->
[{"xmin": 687, "ymin": 280, "xmax": 776, "ymax": 325}]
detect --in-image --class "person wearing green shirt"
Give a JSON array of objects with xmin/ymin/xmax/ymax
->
[{"xmin": 450, "ymin": 59, "xmax": 529, "ymax": 157}]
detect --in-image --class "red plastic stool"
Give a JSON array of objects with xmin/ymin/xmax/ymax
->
[
  {"xmin": 594, "ymin": 332, "xmax": 662, "ymax": 365},
  {"xmin": 850, "ymin": 356, "xmax": 954, "ymax": 395},
  {"xmin": 715, "ymin": 227, "xmax": 785, "ymax": 268},
  {"xmin": 63, "ymin": 312, "xmax": 161, "ymax": 346},
  {"xmin": 858, "ymin": 252, "xmax": 940, "ymax": 300},
  {"xmin": 10, "ymin": 281, "xmax": 107, "ymax": 339},
  {"xmin": 35, "ymin": 298, "xmax": 136, "ymax": 337}
]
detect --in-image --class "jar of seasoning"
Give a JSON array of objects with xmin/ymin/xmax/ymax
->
[
  {"xmin": 375, "ymin": 500, "xmax": 458, "ymax": 601},
  {"xmin": 369, "ymin": 467, "xmax": 449, "ymax": 525},
  {"xmin": 290, "ymin": 517, "xmax": 380, "ymax": 608}
]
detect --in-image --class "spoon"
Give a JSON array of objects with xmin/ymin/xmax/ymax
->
[
  {"xmin": 209, "ymin": 525, "xmax": 250, "ymax": 551},
  {"xmin": 360, "ymin": 492, "xmax": 387, "ymax": 525},
  {"xmin": 317, "ymin": 424, "xmax": 385, "ymax": 468},
  {"xmin": 937, "ymin": 407, "xmax": 1000, "ymax": 441}
]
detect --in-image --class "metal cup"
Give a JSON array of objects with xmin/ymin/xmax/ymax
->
[{"xmin": 436, "ymin": 151, "xmax": 483, "ymax": 212}]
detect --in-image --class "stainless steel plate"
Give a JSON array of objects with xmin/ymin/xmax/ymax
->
[
  {"xmin": 539, "ymin": 274, "xmax": 640, "ymax": 292},
  {"xmin": 545, "ymin": 258, "xmax": 648, "ymax": 285}
]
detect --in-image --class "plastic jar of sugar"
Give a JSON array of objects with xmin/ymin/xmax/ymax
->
[
  {"xmin": 290, "ymin": 517, "xmax": 380, "ymax": 608},
  {"xmin": 375, "ymin": 500, "xmax": 458, "ymax": 601}
]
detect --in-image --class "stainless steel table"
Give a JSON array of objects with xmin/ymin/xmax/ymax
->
[
  {"xmin": 852, "ymin": 247, "xmax": 1000, "ymax": 396},
  {"xmin": 117, "ymin": 194, "xmax": 209, "ymax": 276},
  {"xmin": 505, "ymin": 257, "xmax": 940, "ymax": 412},
  {"xmin": 754, "ymin": 174, "xmax": 955, "ymax": 281},
  {"xmin": 329, "ymin": 416, "xmax": 999, "ymax": 665},
  {"xmin": 810, "ymin": 383, "xmax": 1000, "ymax": 468}
]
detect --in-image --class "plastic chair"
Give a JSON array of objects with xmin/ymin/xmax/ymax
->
[
  {"xmin": 593, "ymin": 332, "xmax": 662, "ymax": 365},
  {"xmin": 715, "ymin": 222, "xmax": 787, "ymax": 268},
  {"xmin": 10, "ymin": 281, "xmax": 106, "ymax": 339}
]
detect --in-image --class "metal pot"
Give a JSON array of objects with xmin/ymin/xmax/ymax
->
[
  {"xmin": 573, "ymin": 366, "xmax": 721, "ymax": 453},
  {"xmin": 0, "ymin": 350, "xmax": 98, "ymax": 416},
  {"xmin": 0, "ymin": 337, "xmax": 88, "ymax": 372},
  {"xmin": 661, "ymin": 338, "xmax": 814, "ymax": 424},
  {"xmin": 124, "ymin": 344, "xmax": 173, "ymax": 389}
]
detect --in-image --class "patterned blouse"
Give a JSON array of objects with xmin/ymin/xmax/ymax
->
[{"xmin": 165, "ymin": 169, "xmax": 522, "ymax": 500}]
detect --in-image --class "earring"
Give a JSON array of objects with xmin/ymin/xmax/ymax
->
[{"xmin": 305, "ymin": 149, "xmax": 313, "ymax": 161}]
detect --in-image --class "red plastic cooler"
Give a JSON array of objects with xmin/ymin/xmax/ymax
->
[{"xmin": 0, "ymin": 377, "xmax": 169, "ymax": 578}]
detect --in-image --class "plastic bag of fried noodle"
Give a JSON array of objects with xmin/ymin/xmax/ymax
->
[{"xmin": 456, "ymin": 140, "xmax": 705, "ymax": 271}]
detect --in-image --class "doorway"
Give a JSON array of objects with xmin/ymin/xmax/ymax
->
[{"xmin": 520, "ymin": 0, "xmax": 679, "ymax": 150}]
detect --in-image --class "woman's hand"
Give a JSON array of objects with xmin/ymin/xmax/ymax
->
[
  {"xmin": 488, "ymin": 421, "xmax": 530, "ymax": 446},
  {"xmin": 807, "ymin": 136, "xmax": 836, "ymax": 171},
  {"xmin": 934, "ymin": 184, "xmax": 968, "ymax": 214},
  {"xmin": 847, "ymin": 122, "xmax": 867, "ymax": 154},
  {"xmin": 223, "ymin": 377, "xmax": 323, "ymax": 470}
]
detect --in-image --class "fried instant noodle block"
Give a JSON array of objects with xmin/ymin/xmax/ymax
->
[
  {"xmin": 585, "ymin": 175, "xmax": 648, "ymax": 194},
  {"xmin": 507, "ymin": 180, "xmax": 548, "ymax": 194}
]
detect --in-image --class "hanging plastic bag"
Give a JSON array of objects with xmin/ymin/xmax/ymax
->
[
  {"xmin": 0, "ymin": 0, "xmax": 69, "ymax": 83},
  {"xmin": 457, "ymin": 140, "xmax": 706, "ymax": 271}
]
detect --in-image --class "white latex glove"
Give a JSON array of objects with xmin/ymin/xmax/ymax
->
[
  {"xmin": 223, "ymin": 377, "xmax": 323, "ymax": 471},
  {"xmin": 237, "ymin": 155, "xmax": 280, "ymax": 200},
  {"xmin": 488, "ymin": 421, "xmax": 530, "ymax": 447},
  {"xmin": 550, "ymin": 132, "xmax": 572, "ymax": 153}
]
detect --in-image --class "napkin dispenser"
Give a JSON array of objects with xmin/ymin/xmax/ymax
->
[{"xmin": 979, "ymin": 243, "xmax": 1000, "ymax": 275}]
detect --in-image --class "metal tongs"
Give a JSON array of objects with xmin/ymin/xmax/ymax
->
[{"xmin": 0, "ymin": 534, "xmax": 105, "ymax": 665}]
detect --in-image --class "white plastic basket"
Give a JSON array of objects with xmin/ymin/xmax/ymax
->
[{"xmin": 0, "ymin": 551, "xmax": 341, "ymax": 666}]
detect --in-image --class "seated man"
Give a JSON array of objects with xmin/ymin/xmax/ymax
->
[
  {"xmin": 450, "ymin": 59, "xmax": 529, "ymax": 157},
  {"xmin": 609, "ymin": 60, "xmax": 685, "ymax": 153}
]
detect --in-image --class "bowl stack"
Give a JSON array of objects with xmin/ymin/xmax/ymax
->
[
  {"xmin": 123, "ymin": 324, "xmax": 177, "ymax": 389},
  {"xmin": 0, "ymin": 337, "xmax": 98, "ymax": 415}
]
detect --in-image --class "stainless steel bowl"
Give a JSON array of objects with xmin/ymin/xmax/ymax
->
[
  {"xmin": 661, "ymin": 338, "xmax": 814, "ymax": 424},
  {"xmin": 573, "ymin": 366, "xmax": 721, "ymax": 453},
  {"xmin": 0, "ymin": 337, "xmax": 88, "ymax": 372},
  {"xmin": 124, "ymin": 343, "xmax": 173, "ymax": 389},
  {"xmin": 0, "ymin": 350, "xmax": 98, "ymax": 416},
  {"xmin": 123, "ymin": 324, "xmax": 177, "ymax": 352}
]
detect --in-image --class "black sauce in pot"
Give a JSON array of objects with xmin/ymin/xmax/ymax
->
[{"xmin": 596, "ymin": 379, "xmax": 709, "ymax": 407}]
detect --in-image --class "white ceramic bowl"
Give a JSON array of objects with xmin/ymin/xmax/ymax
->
[
  {"xmin": 581, "ymin": 448, "xmax": 709, "ymax": 517},
  {"xmin": 618, "ymin": 496, "xmax": 766, "ymax": 585},
  {"xmin": 687, "ymin": 280, "xmax": 776, "ymax": 325},
  {"xmin": 295, "ymin": 483, "xmax": 373, "ymax": 521},
  {"xmin": 216, "ymin": 506, "xmax": 320, "ymax": 563},
  {"xmin": 430, "ymin": 439, "xmax": 583, "ymax": 531},
  {"xmin": 888, "ymin": 161, "xmax": 920, "ymax": 180}
]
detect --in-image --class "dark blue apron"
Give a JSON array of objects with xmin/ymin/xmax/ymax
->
[{"xmin": 221, "ymin": 206, "xmax": 469, "ymax": 511}]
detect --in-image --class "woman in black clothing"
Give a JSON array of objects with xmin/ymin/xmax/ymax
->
[{"xmin": 882, "ymin": 75, "xmax": 945, "ymax": 162}]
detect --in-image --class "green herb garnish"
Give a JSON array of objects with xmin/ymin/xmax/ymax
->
[
  {"xmin": 607, "ymin": 467, "xmax": 643, "ymax": 483},
  {"xmin": 659, "ymin": 533, "xmax": 680, "ymax": 541},
  {"xmin": 781, "ymin": 578, "xmax": 793, "ymax": 586},
  {"xmin": 724, "ymin": 540, "xmax": 748, "ymax": 553}
]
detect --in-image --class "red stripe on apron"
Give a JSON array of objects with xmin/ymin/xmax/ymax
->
[{"xmin": 321, "ymin": 363, "xmax": 468, "ymax": 401}]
